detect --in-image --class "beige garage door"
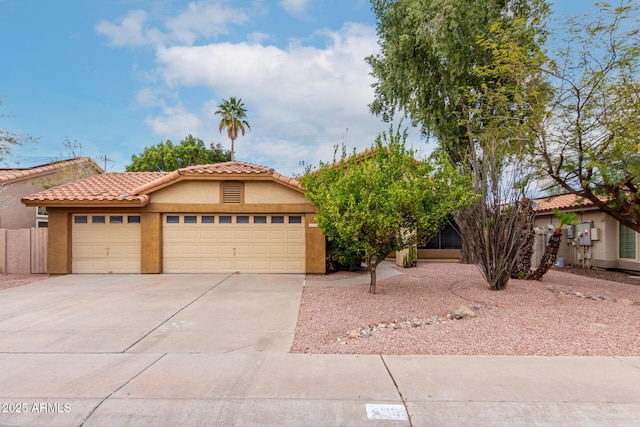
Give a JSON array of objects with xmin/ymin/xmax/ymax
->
[
  {"xmin": 72, "ymin": 214, "xmax": 142, "ymax": 273},
  {"xmin": 163, "ymin": 214, "xmax": 305, "ymax": 273}
]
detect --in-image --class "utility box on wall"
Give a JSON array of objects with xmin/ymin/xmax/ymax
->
[{"xmin": 576, "ymin": 222, "xmax": 592, "ymax": 246}]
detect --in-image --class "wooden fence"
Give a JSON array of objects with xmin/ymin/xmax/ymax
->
[{"xmin": 0, "ymin": 228, "xmax": 48, "ymax": 274}]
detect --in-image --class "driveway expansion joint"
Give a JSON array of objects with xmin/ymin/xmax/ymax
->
[
  {"xmin": 380, "ymin": 354, "xmax": 413, "ymax": 427},
  {"xmin": 121, "ymin": 273, "xmax": 234, "ymax": 353},
  {"xmin": 78, "ymin": 353, "xmax": 167, "ymax": 427}
]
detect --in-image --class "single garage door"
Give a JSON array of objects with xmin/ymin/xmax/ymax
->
[
  {"xmin": 163, "ymin": 214, "xmax": 305, "ymax": 273},
  {"xmin": 72, "ymin": 214, "xmax": 142, "ymax": 273}
]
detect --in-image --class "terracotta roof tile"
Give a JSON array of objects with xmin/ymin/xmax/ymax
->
[
  {"xmin": 534, "ymin": 193, "xmax": 605, "ymax": 212},
  {"xmin": 133, "ymin": 162, "xmax": 300, "ymax": 194},
  {"xmin": 0, "ymin": 157, "xmax": 102, "ymax": 184},
  {"xmin": 22, "ymin": 162, "xmax": 302, "ymax": 206},
  {"xmin": 22, "ymin": 172, "xmax": 166, "ymax": 205}
]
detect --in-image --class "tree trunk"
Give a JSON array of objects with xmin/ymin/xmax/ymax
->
[
  {"xmin": 368, "ymin": 255, "xmax": 379, "ymax": 294},
  {"xmin": 510, "ymin": 223, "xmax": 535, "ymax": 278},
  {"xmin": 369, "ymin": 265, "xmax": 377, "ymax": 294},
  {"xmin": 459, "ymin": 238, "xmax": 474, "ymax": 264},
  {"xmin": 230, "ymin": 138, "xmax": 235, "ymax": 161},
  {"xmin": 526, "ymin": 228, "xmax": 562, "ymax": 281}
]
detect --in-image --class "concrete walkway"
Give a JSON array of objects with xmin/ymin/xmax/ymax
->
[{"xmin": 1, "ymin": 273, "xmax": 639, "ymax": 426}]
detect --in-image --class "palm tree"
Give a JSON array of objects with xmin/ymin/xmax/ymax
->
[{"xmin": 214, "ymin": 97, "xmax": 251, "ymax": 162}]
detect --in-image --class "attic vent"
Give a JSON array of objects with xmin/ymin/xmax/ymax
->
[{"xmin": 222, "ymin": 182, "xmax": 242, "ymax": 203}]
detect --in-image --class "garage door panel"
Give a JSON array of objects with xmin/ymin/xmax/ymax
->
[
  {"xmin": 252, "ymin": 230, "xmax": 269, "ymax": 240},
  {"xmin": 163, "ymin": 214, "xmax": 305, "ymax": 273},
  {"xmin": 72, "ymin": 214, "xmax": 141, "ymax": 273}
]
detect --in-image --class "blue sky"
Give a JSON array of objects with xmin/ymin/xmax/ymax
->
[{"xmin": 1, "ymin": 0, "xmax": 599, "ymax": 174}]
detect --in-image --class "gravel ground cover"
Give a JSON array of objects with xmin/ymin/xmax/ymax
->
[
  {"xmin": 295, "ymin": 263, "xmax": 640, "ymax": 356},
  {"xmin": 0, "ymin": 274, "xmax": 49, "ymax": 290}
]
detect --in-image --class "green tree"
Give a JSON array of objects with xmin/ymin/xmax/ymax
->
[
  {"xmin": 300, "ymin": 125, "xmax": 473, "ymax": 294},
  {"xmin": 453, "ymin": 16, "xmax": 549, "ymax": 290},
  {"xmin": 214, "ymin": 97, "xmax": 251, "ymax": 162},
  {"xmin": 367, "ymin": 0, "xmax": 548, "ymax": 161},
  {"xmin": 126, "ymin": 135, "xmax": 230, "ymax": 172},
  {"xmin": 533, "ymin": 1, "xmax": 640, "ymax": 233}
]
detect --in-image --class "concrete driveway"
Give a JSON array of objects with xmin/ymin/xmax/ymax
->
[
  {"xmin": 0, "ymin": 273, "xmax": 304, "ymax": 354},
  {"xmin": 2, "ymin": 273, "xmax": 640, "ymax": 426}
]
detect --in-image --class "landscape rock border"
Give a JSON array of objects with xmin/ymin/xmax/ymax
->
[{"xmin": 341, "ymin": 305, "xmax": 485, "ymax": 342}]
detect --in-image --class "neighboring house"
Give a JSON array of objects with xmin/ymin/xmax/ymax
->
[
  {"xmin": 533, "ymin": 193, "xmax": 640, "ymax": 272},
  {"xmin": 22, "ymin": 162, "xmax": 325, "ymax": 275},
  {"xmin": 0, "ymin": 158, "xmax": 103, "ymax": 229}
]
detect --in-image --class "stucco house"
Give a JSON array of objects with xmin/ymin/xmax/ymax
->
[
  {"xmin": 0, "ymin": 157, "xmax": 102, "ymax": 229},
  {"xmin": 533, "ymin": 193, "xmax": 640, "ymax": 272},
  {"xmin": 22, "ymin": 162, "xmax": 325, "ymax": 275}
]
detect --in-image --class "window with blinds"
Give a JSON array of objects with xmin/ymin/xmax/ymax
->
[
  {"xmin": 222, "ymin": 182, "xmax": 242, "ymax": 203},
  {"xmin": 619, "ymin": 222, "xmax": 636, "ymax": 259}
]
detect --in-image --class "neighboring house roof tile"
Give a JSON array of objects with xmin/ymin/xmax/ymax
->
[
  {"xmin": 534, "ymin": 193, "xmax": 605, "ymax": 213},
  {"xmin": 0, "ymin": 157, "xmax": 103, "ymax": 184},
  {"xmin": 22, "ymin": 162, "xmax": 302, "ymax": 207}
]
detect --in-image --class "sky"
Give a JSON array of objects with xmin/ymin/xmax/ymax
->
[{"xmin": 1, "ymin": 0, "xmax": 601, "ymax": 175}]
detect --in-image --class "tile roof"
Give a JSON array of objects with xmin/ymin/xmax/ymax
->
[
  {"xmin": 22, "ymin": 162, "xmax": 301, "ymax": 206},
  {"xmin": 133, "ymin": 162, "xmax": 301, "ymax": 194},
  {"xmin": 22, "ymin": 172, "xmax": 166, "ymax": 205},
  {"xmin": 0, "ymin": 157, "xmax": 102, "ymax": 184},
  {"xmin": 533, "ymin": 193, "xmax": 604, "ymax": 213}
]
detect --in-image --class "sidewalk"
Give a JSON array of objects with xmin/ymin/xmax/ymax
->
[{"xmin": 1, "ymin": 352, "xmax": 639, "ymax": 426}]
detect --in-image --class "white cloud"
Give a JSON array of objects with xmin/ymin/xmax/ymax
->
[
  {"xmin": 144, "ymin": 103, "xmax": 203, "ymax": 140},
  {"xmin": 95, "ymin": 10, "xmax": 164, "ymax": 47},
  {"xmin": 97, "ymin": 3, "xmax": 429, "ymax": 172},
  {"xmin": 280, "ymin": 0, "xmax": 311, "ymax": 16},
  {"xmin": 165, "ymin": 2, "xmax": 249, "ymax": 45},
  {"xmin": 96, "ymin": 1, "xmax": 248, "ymax": 47},
  {"xmin": 143, "ymin": 22, "xmax": 423, "ymax": 171}
]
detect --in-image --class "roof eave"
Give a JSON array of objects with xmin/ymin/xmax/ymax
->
[{"xmin": 22, "ymin": 195, "xmax": 150, "ymax": 208}]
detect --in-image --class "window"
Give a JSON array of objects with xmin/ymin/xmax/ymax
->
[
  {"xmin": 184, "ymin": 215, "xmax": 197, "ymax": 224},
  {"xmin": 620, "ymin": 223, "xmax": 636, "ymax": 259},
  {"xmin": 289, "ymin": 216, "xmax": 302, "ymax": 224},
  {"xmin": 128, "ymin": 216, "xmax": 141, "ymax": 224},
  {"xmin": 110, "ymin": 215, "xmax": 123, "ymax": 224},
  {"xmin": 36, "ymin": 207, "xmax": 48, "ymax": 228},
  {"xmin": 422, "ymin": 223, "xmax": 462, "ymax": 250},
  {"xmin": 74, "ymin": 216, "xmax": 88, "ymax": 224},
  {"xmin": 166, "ymin": 216, "xmax": 180, "ymax": 224},
  {"xmin": 222, "ymin": 182, "xmax": 242, "ymax": 203},
  {"xmin": 237, "ymin": 215, "xmax": 250, "ymax": 224},
  {"xmin": 254, "ymin": 216, "xmax": 267, "ymax": 224},
  {"xmin": 271, "ymin": 216, "xmax": 284, "ymax": 224},
  {"xmin": 202, "ymin": 215, "xmax": 215, "ymax": 224},
  {"xmin": 92, "ymin": 216, "xmax": 106, "ymax": 224},
  {"xmin": 219, "ymin": 215, "xmax": 232, "ymax": 224}
]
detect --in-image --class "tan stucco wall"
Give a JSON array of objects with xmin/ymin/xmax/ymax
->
[
  {"xmin": 534, "ymin": 210, "xmax": 640, "ymax": 271},
  {"xmin": 46, "ymin": 209, "xmax": 71, "ymax": 274},
  {"xmin": 305, "ymin": 213, "xmax": 326, "ymax": 274},
  {"xmin": 244, "ymin": 181, "xmax": 307, "ymax": 204},
  {"xmin": 141, "ymin": 212, "xmax": 162, "ymax": 273},
  {"xmin": 150, "ymin": 181, "xmax": 221, "ymax": 204}
]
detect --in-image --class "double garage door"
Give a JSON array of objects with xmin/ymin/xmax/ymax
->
[
  {"xmin": 71, "ymin": 213, "xmax": 305, "ymax": 274},
  {"xmin": 163, "ymin": 214, "xmax": 306, "ymax": 273}
]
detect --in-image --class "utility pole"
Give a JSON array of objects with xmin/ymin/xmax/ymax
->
[{"xmin": 96, "ymin": 155, "xmax": 114, "ymax": 171}]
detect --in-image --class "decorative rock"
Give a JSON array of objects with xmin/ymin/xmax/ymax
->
[{"xmin": 451, "ymin": 306, "xmax": 476, "ymax": 320}]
